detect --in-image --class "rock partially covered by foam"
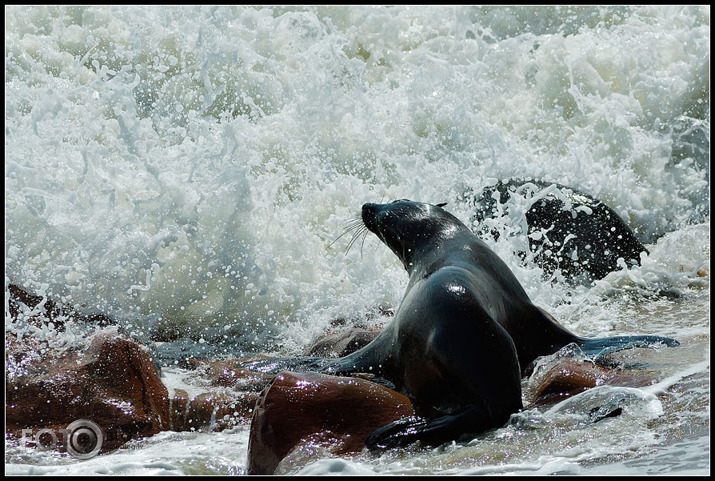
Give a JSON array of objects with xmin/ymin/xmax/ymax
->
[{"xmin": 470, "ymin": 179, "xmax": 649, "ymax": 282}]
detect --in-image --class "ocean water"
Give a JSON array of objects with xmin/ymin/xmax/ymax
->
[{"xmin": 4, "ymin": 5, "xmax": 709, "ymax": 475}]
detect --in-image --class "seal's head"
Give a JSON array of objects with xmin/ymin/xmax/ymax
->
[{"xmin": 361, "ymin": 200, "xmax": 467, "ymax": 270}]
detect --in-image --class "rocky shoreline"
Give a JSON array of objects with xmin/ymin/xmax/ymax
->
[{"xmin": 6, "ymin": 284, "xmax": 656, "ymax": 474}]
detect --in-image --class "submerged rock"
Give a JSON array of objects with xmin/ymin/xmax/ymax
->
[{"xmin": 524, "ymin": 347, "xmax": 658, "ymax": 406}]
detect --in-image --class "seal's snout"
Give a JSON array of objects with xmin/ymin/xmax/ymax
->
[{"xmin": 362, "ymin": 203, "xmax": 380, "ymax": 233}]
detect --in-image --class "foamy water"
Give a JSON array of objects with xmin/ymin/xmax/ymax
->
[{"xmin": 5, "ymin": 5, "xmax": 710, "ymax": 475}]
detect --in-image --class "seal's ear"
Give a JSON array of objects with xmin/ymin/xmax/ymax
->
[{"xmin": 436, "ymin": 202, "xmax": 448, "ymax": 208}]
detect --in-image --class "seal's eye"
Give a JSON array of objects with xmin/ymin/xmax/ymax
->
[{"xmin": 436, "ymin": 202, "xmax": 448, "ymax": 208}]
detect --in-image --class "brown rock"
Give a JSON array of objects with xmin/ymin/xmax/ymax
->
[
  {"xmin": 247, "ymin": 371, "xmax": 415, "ymax": 475},
  {"xmin": 6, "ymin": 332, "xmax": 169, "ymax": 454},
  {"xmin": 163, "ymin": 358, "xmax": 274, "ymax": 431},
  {"xmin": 167, "ymin": 388, "xmax": 260, "ymax": 432},
  {"xmin": 528, "ymin": 359, "xmax": 656, "ymax": 405}
]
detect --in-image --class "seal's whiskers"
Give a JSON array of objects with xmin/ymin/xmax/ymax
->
[
  {"xmin": 347, "ymin": 223, "xmax": 369, "ymax": 256},
  {"xmin": 329, "ymin": 217, "xmax": 369, "ymax": 255}
]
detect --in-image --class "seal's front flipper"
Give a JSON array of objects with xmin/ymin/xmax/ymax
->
[
  {"xmin": 237, "ymin": 356, "xmax": 337, "ymax": 374},
  {"xmin": 365, "ymin": 404, "xmax": 496, "ymax": 450},
  {"xmin": 365, "ymin": 416, "xmax": 428, "ymax": 450},
  {"xmin": 577, "ymin": 335, "xmax": 679, "ymax": 363}
]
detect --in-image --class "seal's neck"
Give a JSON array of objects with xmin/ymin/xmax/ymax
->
[{"xmin": 403, "ymin": 227, "xmax": 477, "ymax": 278}]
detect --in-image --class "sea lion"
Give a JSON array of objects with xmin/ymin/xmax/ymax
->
[
  {"xmin": 241, "ymin": 200, "xmax": 678, "ymax": 449},
  {"xmin": 470, "ymin": 179, "xmax": 649, "ymax": 282}
]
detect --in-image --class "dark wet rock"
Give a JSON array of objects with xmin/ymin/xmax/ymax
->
[
  {"xmin": 469, "ymin": 179, "xmax": 649, "ymax": 282},
  {"xmin": 247, "ymin": 371, "xmax": 415, "ymax": 475},
  {"xmin": 8, "ymin": 283, "xmax": 115, "ymax": 330}
]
